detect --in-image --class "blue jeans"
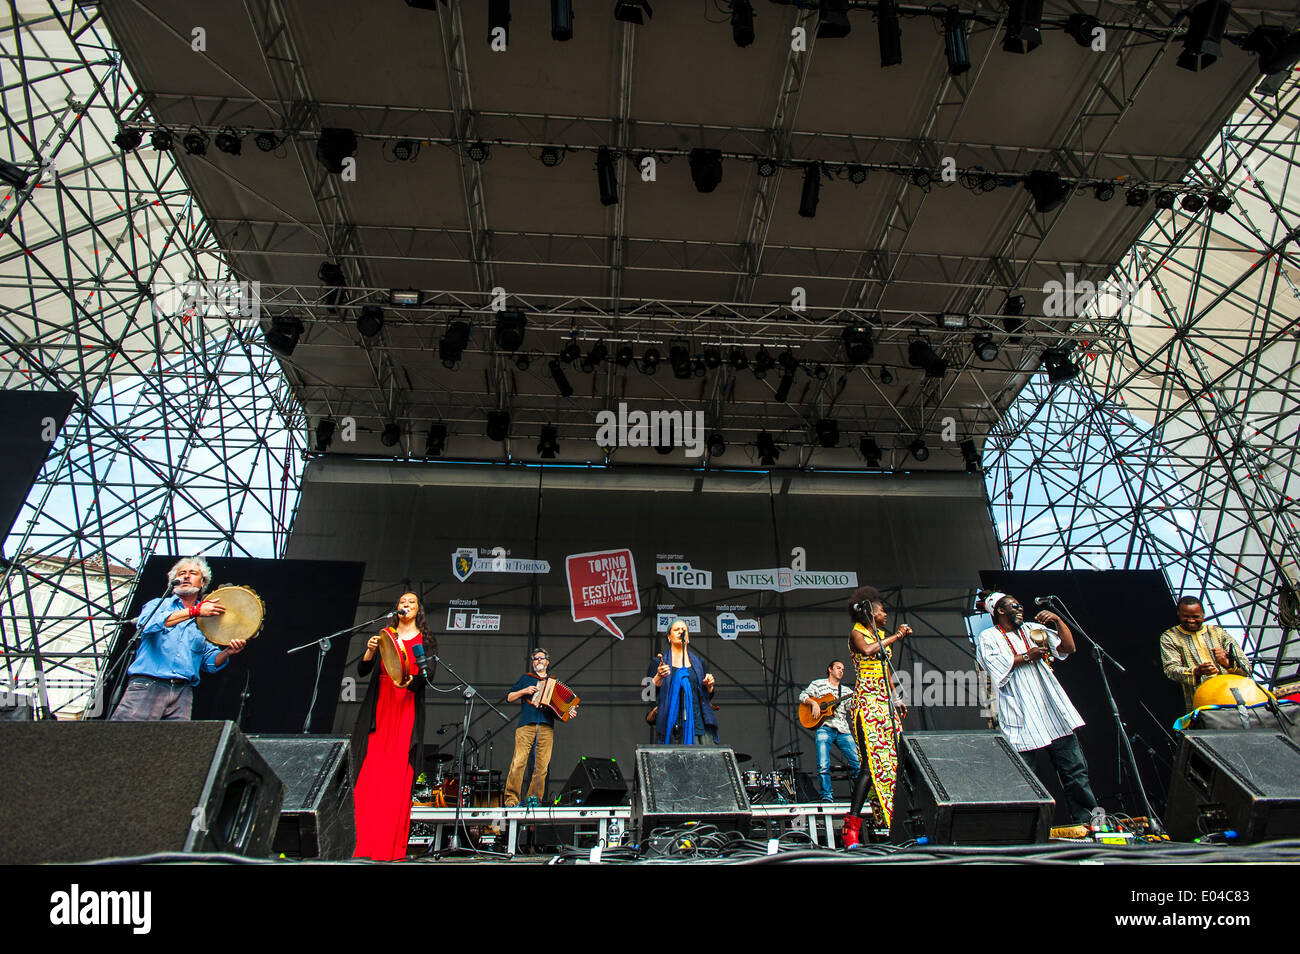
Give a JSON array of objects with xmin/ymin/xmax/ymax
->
[
  {"xmin": 110, "ymin": 676, "xmax": 194, "ymax": 721},
  {"xmin": 814, "ymin": 725, "xmax": 861, "ymax": 801}
]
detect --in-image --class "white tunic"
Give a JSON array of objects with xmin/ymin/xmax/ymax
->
[{"xmin": 976, "ymin": 622, "xmax": 1084, "ymax": 752}]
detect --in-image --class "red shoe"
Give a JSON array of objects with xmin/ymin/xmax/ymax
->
[{"xmin": 841, "ymin": 813, "xmax": 862, "ymax": 850}]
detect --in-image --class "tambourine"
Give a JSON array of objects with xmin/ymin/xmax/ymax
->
[
  {"xmin": 196, "ymin": 585, "xmax": 265, "ymax": 646},
  {"xmin": 376, "ymin": 628, "xmax": 410, "ymax": 685}
]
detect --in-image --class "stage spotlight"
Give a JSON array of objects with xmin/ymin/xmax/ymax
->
[
  {"xmin": 859, "ymin": 436, "xmax": 882, "ymax": 466},
  {"xmin": 1126, "ymin": 186, "xmax": 1149, "ymax": 206},
  {"xmin": 114, "ymin": 128, "xmax": 143, "ymax": 153},
  {"xmin": 548, "ymin": 359, "xmax": 575, "ymax": 396},
  {"xmin": 707, "ymin": 431, "xmax": 726, "ymax": 458},
  {"xmin": 878, "ymin": 0, "xmax": 903, "ymax": 66},
  {"xmin": 263, "ymin": 315, "xmax": 304, "ymax": 355},
  {"xmin": 596, "ymin": 146, "xmax": 618, "ymax": 206},
  {"xmin": 1209, "ymin": 192, "xmax": 1231, "ymax": 213},
  {"xmin": 1065, "ymin": 13, "xmax": 1100, "ymax": 47},
  {"xmin": 1180, "ymin": 192, "xmax": 1205, "ymax": 213},
  {"xmin": 538, "ymin": 425, "xmax": 560, "ymax": 459},
  {"xmin": 817, "ymin": 0, "xmax": 851, "ymax": 38},
  {"xmin": 753, "ymin": 347, "xmax": 775, "ymax": 380},
  {"xmin": 486, "ymin": 410, "xmax": 511, "ymax": 441},
  {"xmin": 581, "ymin": 341, "xmax": 608, "ymax": 372},
  {"xmin": 182, "ymin": 128, "xmax": 209, "ymax": 156},
  {"xmin": 316, "ymin": 128, "xmax": 357, "ymax": 173},
  {"xmin": 842, "ymin": 322, "xmax": 874, "ymax": 364},
  {"xmin": 151, "ymin": 128, "xmax": 173, "ymax": 152},
  {"xmin": 669, "ymin": 340, "xmax": 693, "ymax": 379},
  {"xmin": 704, "ymin": 346, "xmax": 722, "ymax": 369},
  {"xmin": 910, "ymin": 168, "xmax": 933, "ymax": 189},
  {"xmin": 1093, "ymin": 182, "xmax": 1115, "ymax": 202},
  {"xmin": 615, "ymin": 344, "xmax": 635, "ymax": 367},
  {"xmin": 319, "ymin": 261, "xmax": 345, "ymax": 288},
  {"xmin": 1241, "ymin": 26, "xmax": 1300, "ymax": 88},
  {"xmin": 466, "ymin": 140, "xmax": 490, "ymax": 162},
  {"xmin": 559, "ymin": 340, "xmax": 581, "ymax": 364},
  {"xmin": 693, "ymin": 357, "xmax": 708, "ymax": 378},
  {"xmin": 908, "ymin": 338, "xmax": 947, "ymax": 379},
  {"xmin": 539, "ymin": 146, "xmax": 563, "ymax": 167},
  {"xmin": 494, "ymin": 311, "xmax": 526, "ymax": 352},
  {"xmin": 552, "ymin": 0, "xmax": 574, "ymax": 40},
  {"xmin": 1002, "ymin": 0, "xmax": 1043, "ymax": 53},
  {"xmin": 756, "ymin": 157, "xmax": 778, "ymax": 178},
  {"xmin": 315, "ymin": 418, "xmax": 336, "ymax": 453},
  {"xmin": 356, "ymin": 305, "xmax": 384, "ymax": 339},
  {"xmin": 214, "ymin": 127, "xmax": 241, "ymax": 156},
  {"xmin": 777, "ymin": 349, "xmax": 798, "ymax": 373},
  {"xmin": 1154, "ymin": 189, "xmax": 1177, "ymax": 210},
  {"xmin": 846, "ymin": 164, "xmax": 868, "ymax": 185},
  {"xmin": 773, "ymin": 371, "xmax": 795, "ymax": 403},
  {"xmin": 425, "ymin": 423, "xmax": 447, "ymax": 457},
  {"xmin": 488, "ymin": 0, "xmax": 510, "ymax": 42},
  {"xmin": 1177, "ymin": 0, "xmax": 1230, "ymax": 71},
  {"xmin": 943, "ymin": 7, "xmax": 971, "ymax": 75},
  {"xmin": 515, "ymin": 354, "xmax": 532, "ymax": 371},
  {"xmin": 732, "ymin": 0, "xmax": 755, "ymax": 46},
  {"xmin": 728, "ymin": 347, "xmax": 748, "ymax": 370},
  {"xmin": 815, "ymin": 418, "xmax": 840, "ymax": 448},
  {"xmin": 757, "ymin": 431, "xmax": 781, "ymax": 465},
  {"xmin": 639, "ymin": 346, "xmax": 661, "ymax": 374},
  {"xmin": 440, "ymin": 320, "xmax": 471, "ymax": 368},
  {"xmin": 1042, "ymin": 349, "xmax": 1081, "ymax": 384},
  {"xmin": 940, "ymin": 312, "xmax": 968, "ymax": 330},
  {"xmin": 972, "ymin": 333, "xmax": 999, "ymax": 362},
  {"xmin": 391, "ymin": 288, "xmax": 421, "ymax": 307},
  {"xmin": 978, "ymin": 171, "xmax": 999, "ymax": 192},
  {"xmin": 799, "ymin": 163, "xmax": 821, "ymax": 218},
  {"xmin": 391, "ymin": 139, "xmax": 416, "ymax": 161},
  {"xmin": 614, "ymin": 0, "xmax": 652, "ymax": 25},
  {"xmin": 1025, "ymin": 170, "xmax": 1070, "ymax": 213},
  {"xmin": 255, "ymin": 131, "xmax": 280, "ymax": 152},
  {"xmin": 689, "ymin": 148, "xmax": 724, "ymax": 193},
  {"xmin": 909, "ymin": 438, "xmax": 930, "ymax": 462},
  {"xmin": 381, "ymin": 423, "xmax": 402, "ymax": 448},
  {"xmin": 879, "ymin": 365, "xmax": 894, "ymax": 385},
  {"xmin": 813, "ymin": 363, "xmax": 829, "ymax": 380},
  {"xmin": 961, "ymin": 438, "xmax": 982, "ymax": 474}
]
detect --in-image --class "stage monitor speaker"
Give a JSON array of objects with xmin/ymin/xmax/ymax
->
[
  {"xmin": 559, "ymin": 755, "xmax": 628, "ymax": 806},
  {"xmin": 0, "ymin": 721, "xmax": 283, "ymax": 863},
  {"xmin": 892, "ymin": 731, "xmax": 1054, "ymax": 845},
  {"xmin": 631, "ymin": 745, "xmax": 751, "ymax": 843},
  {"xmin": 1165, "ymin": 731, "xmax": 1300, "ymax": 843},
  {"xmin": 248, "ymin": 734, "xmax": 355, "ymax": 859}
]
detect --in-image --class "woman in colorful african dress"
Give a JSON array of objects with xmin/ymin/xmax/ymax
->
[{"xmin": 841, "ymin": 585, "xmax": 910, "ymax": 849}]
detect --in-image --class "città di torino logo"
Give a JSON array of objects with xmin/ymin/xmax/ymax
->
[{"xmin": 594, "ymin": 403, "xmax": 705, "ymax": 458}]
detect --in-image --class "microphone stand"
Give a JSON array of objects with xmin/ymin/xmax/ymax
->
[
  {"xmin": 426, "ymin": 652, "xmax": 510, "ymax": 859},
  {"xmin": 98, "ymin": 578, "xmax": 183, "ymax": 719},
  {"xmin": 1042, "ymin": 597, "xmax": 1164, "ymax": 834},
  {"xmin": 287, "ymin": 611, "xmax": 394, "ymax": 734}
]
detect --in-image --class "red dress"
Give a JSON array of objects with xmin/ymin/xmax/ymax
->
[{"xmin": 352, "ymin": 631, "xmax": 420, "ymax": 860}]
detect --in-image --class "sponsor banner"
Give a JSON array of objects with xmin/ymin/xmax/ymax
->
[
  {"xmin": 716, "ymin": 612, "xmax": 760, "ymax": 640},
  {"xmin": 726, "ymin": 568, "xmax": 858, "ymax": 592},
  {"xmin": 656, "ymin": 613, "xmax": 702, "ymax": 633},
  {"xmin": 656, "ymin": 561, "xmax": 713, "ymax": 589},
  {"xmin": 566, "ymin": 548, "xmax": 640, "ymax": 640},
  {"xmin": 452, "ymin": 547, "xmax": 550, "ymax": 582},
  {"xmin": 445, "ymin": 609, "xmax": 502, "ymax": 631}
]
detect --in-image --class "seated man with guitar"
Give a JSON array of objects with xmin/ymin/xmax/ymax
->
[
  {"xmin": 799, "ymin": 660, "xmax": 861, "ymax": 802},
  {"xmin": 503, "ymin": 648, "xmax": 577, "ymax": 806}
]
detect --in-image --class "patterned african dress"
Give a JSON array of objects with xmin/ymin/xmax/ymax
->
[{"xmin": 851, "ymin": 622, "xmax": 903, "ymax": 826}]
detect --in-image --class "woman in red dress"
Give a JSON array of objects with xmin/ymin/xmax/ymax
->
[{"xmin": 350, "ymin": 591, "xmax": 436, "ymax": 860}]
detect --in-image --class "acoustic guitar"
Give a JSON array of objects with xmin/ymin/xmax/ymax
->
[{"xmin": 798, "ymin": 690, "xmax": 854, "ymax": 730}]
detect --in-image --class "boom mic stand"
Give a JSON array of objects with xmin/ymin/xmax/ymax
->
[
  {"xmin": 97, "ymin": 577, "xmax": 184, "ymax": 719},
  {"xmin": 1041, "ymin": 596, "xmax": 1164, "ymax": 834},
  {"xmin": 287, "ymin": 611, "xmax": 394, "ymax": 734}
]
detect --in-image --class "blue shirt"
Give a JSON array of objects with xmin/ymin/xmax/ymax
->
[
  {"xmin": 128, "ymin": 595, "xmax": 226, "ymax": 686},
  {"xmin": 511, "ymin": 673, "xmax": 555, "ymax": 728}
]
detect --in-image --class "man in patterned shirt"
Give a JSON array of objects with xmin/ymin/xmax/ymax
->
[
  {"xmin": 1159, "ymin": 596, "xmax": 1250, "ymax": 712},
  {"xmin": 799, "ymin": 660, "xmax": 861, "ymax": 802}
]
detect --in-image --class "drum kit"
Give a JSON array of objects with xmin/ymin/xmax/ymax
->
[
  {"xmin": 413, "ymin": 753, "xmax": 503, "ymax": 809},
  {"xmin": 735, "ymin": 748, "xmax": 815, "ymax": 804}
]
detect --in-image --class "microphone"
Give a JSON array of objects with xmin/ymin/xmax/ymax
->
[
  {"xmin": 1033, "ymin": 596, "xmax": 1057, "ymax": 606},
  {"xmin": 411, "ymin": 641, "xmax": 429, "ymax": 680},
  {"xmin": 171, "ymin": 577, "xmax": 185, "ymax": 587}
]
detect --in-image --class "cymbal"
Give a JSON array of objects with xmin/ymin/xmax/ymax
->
[
  {"xmin": 424, "ymin": 752, "xmax": 455, "ymax": 763},
  {"xmin": 774, "ymin": 749, "xmax": 802, "ymax": 761},
  {"xmin": 732, "ymin": 751, "xmax": 752, "ymax": 764}
]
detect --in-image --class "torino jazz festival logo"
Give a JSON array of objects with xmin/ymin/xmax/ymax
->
[{"xmin": 594, "ymin": 402, "xmax": 706, "ymax": 458}]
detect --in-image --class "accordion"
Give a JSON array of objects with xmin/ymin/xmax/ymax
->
[{"xmin": 531, "ymin": 677, "xmax": 580, "ymax": 722}]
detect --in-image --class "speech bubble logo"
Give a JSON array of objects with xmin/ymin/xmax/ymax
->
[{"xmin": 566, "ymin": 548, "xmax": 640, "ymax": 640}]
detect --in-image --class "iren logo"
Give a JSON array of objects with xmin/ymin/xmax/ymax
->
[
  {"xmin": 594, "ymin": 403, "xmax": 705, "ymax": 458},
  {"xmin": 50, "ymin": 884, "xmax": 151, "ymax": 934}
]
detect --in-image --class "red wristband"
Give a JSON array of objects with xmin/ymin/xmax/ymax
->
[{"xmin": 189, "ymin": 604, "xmax": 201, "ymax": 619}]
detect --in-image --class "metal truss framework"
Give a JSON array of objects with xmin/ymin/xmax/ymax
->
[{"xmin": 0, "ymin": 3, "xmax": 305, "ymax": 716}]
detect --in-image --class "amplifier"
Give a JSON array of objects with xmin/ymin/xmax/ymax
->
[
  {"xmin": 631, "ymin": 745, "xmax": 751, "ymax": 845},
  {"xmin": 1165, "ymin": 730, "xmax": 1300, "ymax": 843},
  {"xmin": 247, "ymin": 735, "xmax": 355, "ymax": 859},
  {"xmin": 558, "ymin": 755, "xmax": 628, "ymax": 806}
]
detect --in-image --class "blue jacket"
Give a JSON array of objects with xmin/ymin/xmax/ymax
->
[{"xmin": 649, "ymin": 649, "xmax": 717, "ymax": 742}]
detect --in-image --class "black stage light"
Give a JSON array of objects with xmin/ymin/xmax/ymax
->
[
  {"xmin": 1177, "ymin": 0, "xmax": 1230, "ymax": 72},
  {"xmin": 669, "ymin": 340, "xmax": 692, "ymax": 379},
  {"xmin": 539, "ymin": 146, "xmax": 563, "ymax": 167},
  {"xmin": 538, "ymin": 425, "xmax": 560, "ymax": 459},
  {"xmin": 1042, "ymin": 349, "xmax": 1080, "ymax": 384},
  {"xmin": 214, "ymin": 127, "xmax": 241, "ymax": 156},
  {"xmin": 689, "ymin": 148, "xmax": 724, "ymax": 193},
  {"xmin": 639, "ymin": 346, "xmax": 661, "ymax": 374},
  {"xmin": 909, "ymin": 438, "xmax": 929, "ymax": 462},
  {"xmin": 777, "ymin": 349, "xmax": 798, "ymax": 373},
  {"xmin": 978, "ymin": 171, "xmax": 1000, "ymax": 192},
  {"xmin": 315, "ymin": 418, "xmax": 336, "ymax": 453},
  {"xmin": 757, "ymin": 431, "xmax": 781, "ymax": 465},
  {"xmin": 356, "ymin": 304, "xmax": 384, "ymax": 338},
  {"xmin": 1065, "ymin": 13, "xmax": 1100, "ymax": 46},
  {"xmin": 151, "ymin": 128, "xmax": 173, "ymax": 152},
  {"xmin": 704, "ymin": 346, "xmax": 722, "ymax": 369},
  {"xmin": 944, "ymin": 6, "xmax": 971, "ymax": 75},
  {"xmin": 847, "ymin": 164, "xmax": 868, "ymax": 185},
  {"xmin": 425, "ymin": 423, "xmax": 447, "ymax": 457},
  {"xmin": 879, "ymin": 365, "xmax": 894, "ymax": 385},
  {"xmin": 908, "ymin": 339, "xmax": 947, "ymax": 378},
  {"xmin": 817, "ymin": 0, "xmax": 851, "ymax": 38},
  {"xmin": 440, "ymin": 320, "xmax": 471, "ymax": 367},
  {"xmin": 1025, "ymin": 170, "xmax": 1070, "ymax": 213},
  {"xmin": 707, "ymin": 431, "xmax": 726, "ymax": 458},
  {"xmin": 391, "ymin": 139, "xmax": 416, "ymax": 161},
  {"xmin": 753, "ymin": 347, "xmax": 774, "ymax": 380},
  {"xmin": 1241, "ymin": 26, "xmax": 1300, "ymax": 83},
  {"xmin": 961, "ymin": 438, "xmax": 982, "ymax": 474},
  {"xmin": 515, "ymin": 354, "xmax": 532, "ymax": 371},
  {"xmin": 1126, "ymin": 186, "xmax": 1149, "ymax": 206},
  {"xmin": 773, "ymin": 371, "xmax": 795, "ymax": 403},
  {"xmin": 494, "ymin": 310, "xmax": 527, "ymax": 351},
  {"xmin": 615, "ymin": 344, "xmax": 635, "ymax": 367},
  {"xmin": 1154, "ymin": 189, "xmax": 1177, "ymax": 210},
  {"xmin": 1002, "ymin": 0, "xmax": 1043, "ymax": 53},
  {"xmin": 552, "ymin": 0, "xmax": 574, "ymax": 40},
  {"xmin": 972, "ymin": 332, "xmax": 999, "ymax": 362},
  {"xmin": 560, "ymin": 340, "xmax": 581, "ymax": 364},
  {"xmin": 381, "ymin": 423, "xmax": 402, "ymax": 448},
  {"xmin": 114, "ymin": 128, "xmax": 143, "ymax": 153},
  {"xmin": 1002, "ymin": 294, "xmax": 1026, "ymax": 343},
  {"xmin": 614, "ymin": 0, "xmax": 652, "ymax": 25},
  {"xmin": 859, "ymin": 436, "xmax": 882, "ymax": 466},
  {"xmin": 910, "ymin": 168, "xmax": 932, "ymax": 189},
  {"xmin": 1209, "ymin": 192, "xmax": 1231, "ymax": 213},
  {"xmin": 597, "ymin": 147, "xmax": 618, "ymax": 206},
  {"xmin": 319, "ymin": 260, "xmax": 345, "ymax": 289},
  {"xmin": 1180, "ymin": 192, "xmax": 1205, "ymax": 213},
  {"xmin": 255, "ymin": 131, "xmax": 279, "ymax": 152},
  {"xmin": 466, "ymin": 140, "xmax": 490, "ymax": 162},
  {"xmin": 813, "ymin": 363, "xmax": 828, "ymax": 380},
  {"xmin": 693, "ymin": 357, "xmax": 708, "ymax": 378},
  {"xmin": 263, "ymin": 315, "xmax": 304, "ymax": 355},
  {"xmin": 729, "ymin": 346, "xmax": 748, "ymax": 370},
  {"xmin": 815, "ymin": 418, "xmax": 840, "ymax": 448},
  {"xmin": 799, "ymin": 163, "xmax": 821, "ymax": 218},
  {"xmin": 732, "ymin": 0, "xmax": 755, "ymax": 47},
  {"xmin": 316, "ymin": 128, "xmax": 357, "ymax": 173},
  {"xmin": 756, "ymin": 157, "xmax": 778, "ymax": 177},
  {"xmin": 486, "ymin": 410, "xmax": 511, "ymax": 441},
  {"xmin": 182, "ymin": 128, "xmax": 209, "ymax": 156},
  {"xmin": 1093, "ymin": 182, "xmax": 1115, "ymax": 202},
  {"xmin": 581, "ymin": 341, "xmax": 608, "ymax": 372},
  {"xmin": 488, "ymin": 0, "xmax": 510, "ymax": 43},
  {"xmin": 842, "ymin": 322, "xmax": 874, "ymax": 364},
  {"xmin": 878, "ymin": 0, "xmax": 903, "ymax": 66}
]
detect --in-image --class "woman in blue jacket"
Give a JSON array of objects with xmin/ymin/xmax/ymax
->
[{"xmin": 650, "ymin": 619, "xmax": 718, "ymax": 744}]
